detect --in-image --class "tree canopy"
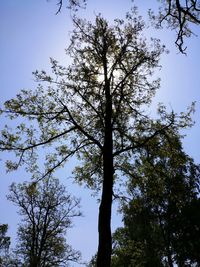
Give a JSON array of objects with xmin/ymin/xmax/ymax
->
[
  {"xmin": 52, "ymin": 0, "xmax": 200, "ymax": 53},
  {"xmin": 0, "ymin": 6, "xmax": 196, "ymax": 267}
]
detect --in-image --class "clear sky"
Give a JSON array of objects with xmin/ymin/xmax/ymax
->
[{"xmin": 0, "ymin": 0, "xmax": 200, "ymax": 266}]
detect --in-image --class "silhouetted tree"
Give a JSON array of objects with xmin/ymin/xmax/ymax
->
[
  {"xmin": 7, "ymin": 178, "xmax": 81, "ymax": 267},
  {"xmin": 0, "ymin": 11, "xmax": 194, "ymax": 266}
]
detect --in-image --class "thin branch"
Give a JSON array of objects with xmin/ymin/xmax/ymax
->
[
  {"xmin": 112, "ymin": 192, "xmax": 132, "ymax": 203},
  {"xmin": 58, "ymin": 99, "xmax": 103, "ymax": 150},
  {"xmin": 113, "ymin": 122, "xmax": 174, "ymax": 157},
  {"xmin": 1, "ymin": 109, "xmax": 64, "ymax": 119},
  {"xmin": 36, "ymin": 140, "xmax": 94, "ymax": 181},
  {"xmin": 23, "ymin": 126, "xmax": 76, "ymax": 151},
  {"xmin": 55, "ymin": 0, "xmax": 63, "ymax": 14},
  {"xmin": 68, "ymin": 83, "xmax": 105, "ymax": 126}
]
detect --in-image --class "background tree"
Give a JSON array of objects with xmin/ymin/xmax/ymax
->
[
  {"xmin": 0, "ymin": 224, "xmax": 10, "ymax": 266},
  {"xmin": 0, "ymin": 10, "xmax": 194, "ymax": 266},
  {"xmin": 171, "ymin": 198, "xmax": 200, "ymax": 266},
  {"xmin": 7, "ymin": 177, "xmax": 81, "ymax": 267},
  {"xmin": 112, "ymin": 130, "xmax": 200, "ymax": 267},
  {"xmin": 111, "ymin": 205, "xmax": 164, "ymax": 267}
]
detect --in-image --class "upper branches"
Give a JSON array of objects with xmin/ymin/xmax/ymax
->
[
  {"xmin": 54, "ymin": 0, "xmax": 86, "ymax": 14},
  {"xmin": 49, "ymin": 0, "xmax": 200, "ymax": 53},
  {"xmin": 152, "ymin": 0, "xmax": 200, "ymax": 53},
  {"xmin": 0, "ymin": 11, "xmax": 195, "ymax": 189}
]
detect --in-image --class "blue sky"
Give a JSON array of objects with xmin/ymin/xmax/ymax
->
[{"xmin": 0, "ymin": 0, "xmax": 200, "ymax": 265}]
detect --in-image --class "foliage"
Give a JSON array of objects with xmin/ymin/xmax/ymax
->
[
  {"xmin": 7, "ymin": 177, "xmax": 81, "ymax": 267},
  {"xmin": 0, "ymin": 224, "xmax": 10, "ymax": 266},
  {"xmin": 112, "ymin": 130, "xmax": 200, "ymax": 267},
  {"xmin": 171, "ymin": 198, "xmax": 200, "ymax": 265}
]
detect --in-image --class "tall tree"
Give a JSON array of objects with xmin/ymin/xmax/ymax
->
[
  {"xmin": 7, "ymin": 178, "xmax": 81, "ymax": 267},
  {"xmin": 0, "ymin": 11, "xmax": 193, "ymax": 266},
  {"xmin": 112, "ymin": 130, "xmax": 200, "ymax": 266}
]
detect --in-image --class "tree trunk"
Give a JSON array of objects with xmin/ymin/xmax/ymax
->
[
  {"xmin": 97, "ymin": 149, "xmax": 113, "ymax": 267},
  {"xmin": 97, "ymin": 76, "xmax": 113, "ymax": 267},
  {"xmin": 167, "ymin": 252, "xmax": 174, "ymax": 267}
]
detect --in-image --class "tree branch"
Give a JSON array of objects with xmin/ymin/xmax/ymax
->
[
  {"xmin": 113, "ymin": 122, "xmax": 174, "ymax": 157},
  {"xmin": 58, "ymin": 99, "xmax": 103, "ymax": 150}
]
